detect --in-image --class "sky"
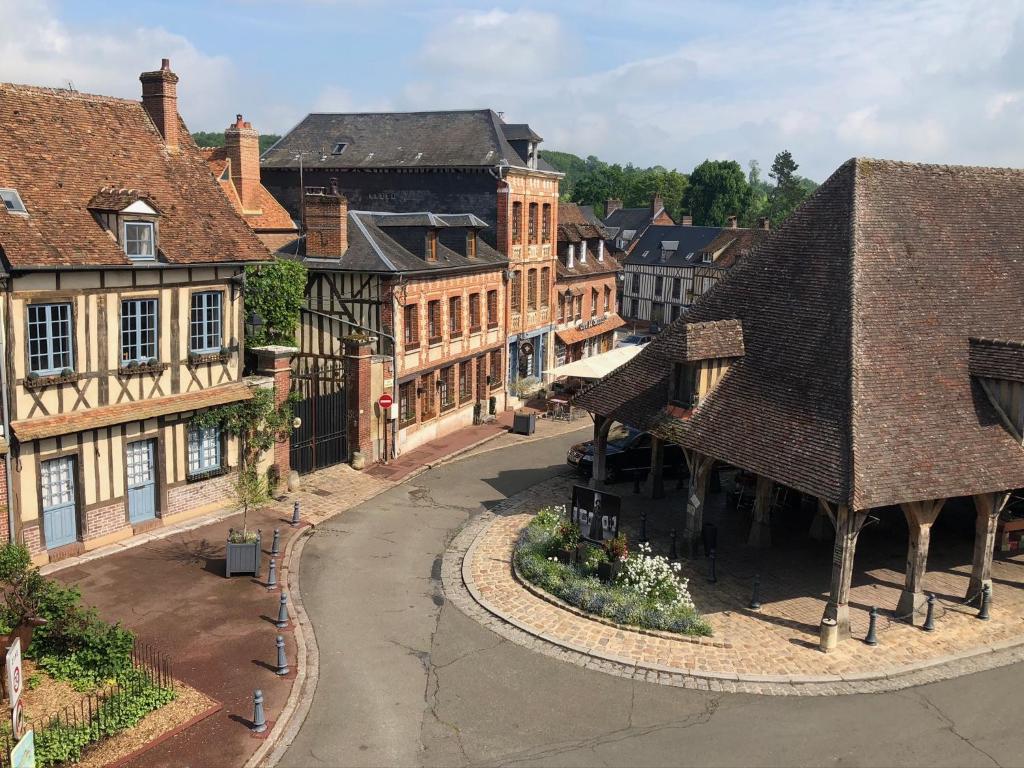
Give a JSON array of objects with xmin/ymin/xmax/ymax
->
[{"xmin": 4, "ymin": 0, "xmax": 1024, "ymax": 182}]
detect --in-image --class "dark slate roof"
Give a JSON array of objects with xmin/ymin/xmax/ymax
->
[
  {"xmin": 626, "ymin": 225, "xmax": 722, "ymax": 267},
  {"xmin": 697, "ymin": 227, "xmax": 771, "ymax": 269},
  {"xmin": 969, "ymin": 338, "xmax": 1024, "ymax": 384},
  {"xmin": 577, "ymin": 158, "xmax": 1024, "ymax": 510},
  {"xmin": 501, "ymin": 123, "xmax": 542, "ymax": 141},
  {"xmin": 604, "ymin": 206, "xmax": 654, "ymax": 235},
  {"xmin": 280, "ymin": 210, "xmax": 507, "ymax": 274},
  {"xmin": 261, "ymin": 110, "xmax": 554, "ymax": 172}
]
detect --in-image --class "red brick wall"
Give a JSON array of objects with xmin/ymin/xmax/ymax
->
[
  {"xmin": 84, "ymin": 501, "xmax": 127, "ymax": 541},
  {"xmin": 0, "ymin": 461, "xmax": 9, "ymax": 544},
  {"xmin": 167, "ymin": 471, "xmax": 237, "ymax": 518},
  {"xmin": 23, "ymin": 525, "xmax": 41, "ymax": 556},
  {"xmin": 345, "ymin": 340, "xmax": 373, "ymax": 460}
]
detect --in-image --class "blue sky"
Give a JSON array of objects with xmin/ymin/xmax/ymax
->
[{"xmin": 5, "ymin": 0, "xmax": 1024, "ymax": 181}]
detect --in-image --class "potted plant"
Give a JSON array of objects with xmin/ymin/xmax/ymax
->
[
  {"xmin": 580, "ymin": 545, "xmax": 609, "ymax": 576},
  {"xmin": 552, "ymin": 520, "xmax": 581, "ymax": 564},
  {"xmin": 225, "ymin": 468, "xmax": 265, "ymax": 578},
  {"xmin": 599, "ymin": 533, "xmax": 629, "ymax": 583}
]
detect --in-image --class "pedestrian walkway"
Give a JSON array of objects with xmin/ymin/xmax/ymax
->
[
  {"xmin": 365, "ymin": 417, "xmax": 510, "ymax": 482},
  {"xmin": 456, "ymin": 473, "xmax": 1024, "ymax": 694}
]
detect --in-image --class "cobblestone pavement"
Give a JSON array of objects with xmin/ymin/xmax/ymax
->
[{"xmin": 448, "ymin": 472, "xmax": 1024, "ymax": 695}]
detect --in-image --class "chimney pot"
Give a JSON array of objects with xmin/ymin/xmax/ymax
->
[
  {"xmin": 161, "ymin": 58, "xmax": 170, "ymax": 70},
  {"xmin": 726, "ymin": 215, "xmax": 738, "ymax": 228},
  {"xmin": 759, "ymin": 217, "xmax": 770, "ymax": 231},
  {"xmin": 140, "ymin": 59, "xmax": 180, "ymax": 151},
  {"xmin": 680, "ymin": 215, "xmax": 693, "ymax": 226},
  {"xmin": 605, "ymin": 198, "xmax": 622, "ymax": 217}
]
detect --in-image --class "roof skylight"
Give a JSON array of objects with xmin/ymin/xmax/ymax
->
[{"xmin": 0, "ymin": 188, "xmax": 27, "ymax": 214}]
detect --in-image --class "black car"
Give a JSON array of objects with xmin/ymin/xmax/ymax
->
[{"xmin": 566, "ymin": 426, "xmax": 685, "ymax": 483}]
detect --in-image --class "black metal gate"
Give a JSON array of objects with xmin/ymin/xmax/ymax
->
[{"xmin": 290, "ymin": 364, "xmax": 347, "ymax": 474}]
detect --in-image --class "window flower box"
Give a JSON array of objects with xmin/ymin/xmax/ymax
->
[
  {"xmin": 187, "ymin": 348, "xmax": 236, "ymax": 367},
  {"xmin": 24, "ymin": 369, "xmax": 81, "ymax": 390},
  {"xmin": 116, "ymin": 360, "xmax": 169, "ymax": 378}
]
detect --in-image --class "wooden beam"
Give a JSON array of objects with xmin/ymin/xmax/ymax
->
[
  {"xmin": 748, "ymin": 475, "xmax": 773, "ymax": 547},
  {"xmin": 648, "ymin": 436, "xmax": 665, "ymax": 499},
  {"xmin": 968, "ymin": 492, "xmax": 1010, "ymax": 604},
  {"xmin": 683, "ymin": 452, "xmax": 714, "ymax": 556},
  {"xmin": 820, "ymin": 502, "xmax": 868, "ymax": 646},
  {"xmin": 896, "ymin": 499, "xmax": 946, "ymax": 625}
]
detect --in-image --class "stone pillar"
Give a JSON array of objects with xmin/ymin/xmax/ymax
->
[
  {"xmin": 344, "ymin": 335, "xmax": 376, "ymax": 468},
  {"xmin": 590, "ymin": 416, "xmax": 611, "ymax": 490},
  {"xmin": 683, "ymin": 451, "xmax": 714, "ymax": 556},
  {"xmin": 648, "ymin": 437, "xmax": 665, "ymax": 499},
  {"xmin": 897, "ymin": 499, "xmax": 945, "ymax": 625},
  {"xmin": 747, "ymin": 475, "xmax": 773, "ymax": 547},
  {"xmin": 967, "ymin": 492, "xmax": 1008, "ymax": 604},
  {"xmin": 251, "ymin": 345, "xmax": 298, "ymax": 484},
  {"xmin": 820, "ymin": 502, "xmax": 868, "ymax": 648}
]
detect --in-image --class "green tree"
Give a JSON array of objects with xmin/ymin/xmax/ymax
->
[
  {"xmin": 683, "ymin": 160, "xmax": 751, "ymax": 226},
  {"xmin": 742, "ymin": 159, "xmax": 770, "ymax": 226},
  {"xmin": 244, "ymin": 259, "xmax": 307, "ymax": 346},
  {"xmin": 191, "ymin": 130, "xmax": 282, "ymax": 155}
]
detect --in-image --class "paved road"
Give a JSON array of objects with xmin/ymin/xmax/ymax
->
[{"xmin": 281, "ymin": 430, "xmax": 1024, "ymax": 768}]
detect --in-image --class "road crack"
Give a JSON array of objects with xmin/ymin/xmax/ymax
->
[{"xmin": 909, "ymin": 691, "xmax": 1002, "ymax": 767}]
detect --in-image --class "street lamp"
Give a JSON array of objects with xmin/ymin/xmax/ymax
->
[{"xmin": 246, "ymin": 310, "xmax": 265, "ymax": 339}]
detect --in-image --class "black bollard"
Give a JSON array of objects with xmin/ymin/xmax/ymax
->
[
  {"xmin": 632, "ymin": 470, "xmax": 642, "ymax": 495},
  {"xmin": 276, "ymin": 592, "xmax": 289, "ymax": 629},
  {"xmin": 669, "ymin": 529, "xmax": 678, "ymax": 560},
  {"xmin": 267, "ymin": 558, "xmax": 278, "ymax": 590},
  {"xmin": 707, "ymin": 549, "xmax": 717, "ymax": 584},
  {"xmin": 923, "ymin": 593, "xmax": 936, "ymax": 632},
  {"xmin": 276, "ymin": 635, "xmax": 289, "ymax": 676},
  {"xmin": 978, "ymin": 583, "xmax": 992, "ymax": 621},
  {"xmin": 864, "ymin": 606, "xmax": 879, "ymax": 646},
  {"xmin": 749, "ymin": 574, "xmax": 761, "ymax": 610},
  {"xmin": 271, "ymin": 528, "xmax": 281, "ymax": 556},
  {"xmin": 251, "ymin": 689, "xmax": 267, "ymax": 733},
  {"xmin": 290, "ymin": 501, "xmax": 301, "ymax": 527},
  {"xmin": 640, "ymin": 511, "xmax": 649, "ymax": 543}
]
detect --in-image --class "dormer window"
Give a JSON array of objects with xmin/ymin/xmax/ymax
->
[
  {"xmin": 671, "ymin": 362, "xmax": 700, "ymax": 409},
  {"xmin": 124, "ymin": 221, "xmax": 156, "ymax": 261},
  {"xmin": 332, "ymin": 142, "xmax": 348, "ymax": 155},
  {"xmin": 426, "ymin": 230, "xmax": 438, "ymax": 261},
  {"xmin": 702, "ymin": 251, "xmax": 713, "ymax": 264},
  {"xmin": 466, "ymin": 231, "xmax": 477, "ymax": 258},
  {"xmin": 0, "ymin": 188, "xmax": 27, "ymax": 214}
]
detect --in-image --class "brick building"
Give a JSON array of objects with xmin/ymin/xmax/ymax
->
[
  {"xmin": 283, "ymin": 188, "xmax": 508, "ymax": 460},
  {"xmin": 261, "ymin": 110, "xmax": 561, "ymax": 388},
  {"xmin": 552, "ymin": 203, "xmax": 623, "ymax": 366},
  {"xmin": 0, "ymin": 61, "xmax": 270, "ymax": 563}
]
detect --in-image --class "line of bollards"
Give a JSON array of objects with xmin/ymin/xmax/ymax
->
[
  {"xmin": 864, "ymin": 606, "xmax": 879, "ymax": 646},
  {"xmin": 923, "ymin": 593, "xmax": 936, "ymax": 632},
  {"xmin": 291, "ymin": 501, "xmax": 301, "ymax": 528},
  {"xmin": 276, "ymin": 593, "xmax": 289, "ymax": 629},
  {"xmin": 251, "ymin": 689, "xmax": 267, "ymax": 733},
  {"xmin": 276, "ymin": 635, "xmax": 289, "ymax": 676},
  {"xmin": 978, "ymin": 583, "xmax": 992, "ymax": 621},
  {"xmin": 271, "ymin": 527, "xmax": 281, "ymax": 557},
  {"xmin": 266, "ymin": 558, "xmax": 278, "ymax": 590},
  {"xmin": 748, "ymin": 574, "xmax": 761, "ymax": 611}
]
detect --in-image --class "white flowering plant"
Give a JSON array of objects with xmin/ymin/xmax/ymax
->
[{"xmin": 617, "ymin": 542, "xmax": 694, "ymax": 609}]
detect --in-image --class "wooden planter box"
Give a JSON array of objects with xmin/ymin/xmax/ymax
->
[{"xmin": 225, "ymin": 531, "xmax": 262, "ymax": 578}]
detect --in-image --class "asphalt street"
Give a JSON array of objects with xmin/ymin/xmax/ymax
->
[{"xmin": 280, "ymin": 429, "xmax": 1024, "ymax": 768}]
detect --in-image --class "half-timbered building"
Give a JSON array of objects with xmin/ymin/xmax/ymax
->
[
  {"xmin": 283, "ymin": 187, "xmax": 508, "ymax": 462},
  {"xmin": 603, "ymin": 194, "xmax": 675, "ymax": 254},
  {"xmin": 261, "ymin": 110, "xmax": 561, "ymax": 388},
  {"xmin": 620, "ymin": 219, "xmax": 769, "ymax": 325},
  {"xmin": 578, "ymin": 158, "xmax": 1024, "ymax": 650},
  {"xmin": 553, "ymin": 203, "xmax": 623, "ymax": 366},
  {"xmin": 0, "ymin": 61, "xmax": 269, "ymax": 563}
]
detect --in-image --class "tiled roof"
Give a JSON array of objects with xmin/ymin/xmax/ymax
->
[
  {"xmin": 11, "ymin": 382, "xmax": 252, "ymax": 441},
  {"xmin": 0, "ymin": 84, "xmax": 271, "ymax": 269},
  {"xmin": 558, "ymin": 202, "xmax": 609, "ymax": 243},
  {"xmin": 662, "ymin": 320, "xmax": 744, "ymax": 361},
  {"xmin": 578, "ymin": 158, "xmax": 1024, "ymax": 510},
  {"xmin": 200, "ymin": 147, "xmax": 297, "ymax": 233},
  {"xmin": 87, "ymin": 187, "xmax": 161, "ymax": 213},
  {"xmin": 556, "ymin": 315, "xmax": 625, "ymax": 345},
  {"xmin": 697, "ymin": 227, "xmax": 771, "ymax": 269},
  {"xmin": 969, "ymin": 338, "xmax": 1024, "ymax": 384},
  {"xmin": 261, "ymin": 110, "xmax": 554, "ymax": 172}
]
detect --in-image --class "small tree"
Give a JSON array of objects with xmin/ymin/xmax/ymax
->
[{"xmin": 191, "ymin": 386, "xmax": 297, "ymax": 540}]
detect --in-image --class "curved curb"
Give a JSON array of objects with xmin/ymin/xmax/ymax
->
[
  {"xmin": 450, "ymin": 503, "xmax": 1024, "ymax": 696},
  {"xmin": 244, "ymin": 524, "xmax": 320, "ymax": 768}
]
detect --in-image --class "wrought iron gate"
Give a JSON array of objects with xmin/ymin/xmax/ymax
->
[{"xmin": 290, "ymin": 364, "xmax": 347, "ymax": 474}]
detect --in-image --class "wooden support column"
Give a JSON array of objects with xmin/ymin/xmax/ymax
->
[
  {"xmin": 967, "ymin": 492, "xmax": 1009, "ymax": 604},
  {"xmin": 896, "ymin": 499, "xmax": 946, "ymax": 625},
  {"xmin": 808, "ymin": 498, "xmax": 833, "ymax": 541},
  {"xmin": 747, "ymin": 475, "xmax": 773, "ymax": 547},
  {"xmin": 648, "ymin": 437, "xmax": 665, "ymax": 499},
  {"xmin": 683, "ymin": 450, "xmax": 714, "ymax": 556},
  {"xmin": 819, "ymin": 501, "xmax": 868, "ymax": 649},
  {"xmin": 590, "ymin": 416, "xmax": 611, "ymax": 490}
]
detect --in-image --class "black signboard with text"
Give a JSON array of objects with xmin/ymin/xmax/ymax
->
[{"xmin": 570, "ymin": 484, "xmax": 621, "ymax": 543}]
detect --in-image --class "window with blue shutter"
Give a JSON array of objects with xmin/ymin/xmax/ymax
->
[
  {"xmin": 190, "ymin": 292, "xmax": 222, "ymax": 353},
  {"xmin": 27, "ymin": 303, "xmax": 74, "ymax": 375}
]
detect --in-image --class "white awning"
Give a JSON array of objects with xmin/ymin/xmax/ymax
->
[{"xmin": 545, "ymin": 344, "xmax": 647, "ymax": 380}]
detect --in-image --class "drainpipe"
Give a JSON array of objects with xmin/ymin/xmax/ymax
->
[
  {"xmin": 301, "ymin": 305, "xmax": 400, "ymax": 461},
  {"xmin": 0, "ymin": 283, "xmax": 14, "ymax": 543}
]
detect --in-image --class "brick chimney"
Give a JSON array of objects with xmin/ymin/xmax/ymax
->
[
  {"xmin": 726, "ymin": 215, "xmax": 738, "ymax": 228},
  {"xmin": 225, "ymin": 114, "xmax": 261, "ymax": 213},
  {"xmin": 759, "ymin": 217, "xmax": 770, "ymax": 231},
  {"xmin": 605, "ymin": 198, "xmax": 622, "ymax": 216},
  {"xmin": 140, "ymin": 59, "xmax": 180, "ymax": 151},
  {"xmin": 680, "ymin": 215, "xmax": 693, "ymax": 226},
  {"xmin": 650, "ymin": 193, "xmax": 663, "ymax": 216},
  {"xmin": 305, "ymin": 179, "xmax": 348, "ymax": 258}
]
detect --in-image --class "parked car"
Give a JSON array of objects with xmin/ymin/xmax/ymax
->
[
  {"xmin": 567, "ymin": 424, "xmax": 685, "ymax": 483},
  {"xmin": 617, "ymin": 334, "xmax": 652, "ymax": 347}
]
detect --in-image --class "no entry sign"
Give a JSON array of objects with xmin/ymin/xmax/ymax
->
[{"xmin": 378, "ymin": 393, "xmax": 393, "ymax": 410}]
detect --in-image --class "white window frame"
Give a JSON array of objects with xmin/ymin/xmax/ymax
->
[
  {"xmin": 187, "ymin": 425, "xmax": 222, "ymax": 476},
  {"xmin": 123, "ymin": 220, "xmax": 156, "ymax": 261},
  {"xmin": 27, "ymin": 302, "xmax": 74, "ymax": 376},
  {"xmin": 120, "ymin": 298, "xmax": 158, "ymax": 365},
  {"xmin": 190, "ymin": 291, "xmax": 223, "ymax": 354},
  {"xmin": 0, "ymin": 188, "xmax": 27, "ymax": 214}
]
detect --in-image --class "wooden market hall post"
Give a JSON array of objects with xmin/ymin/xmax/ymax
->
[
  {"xmin": 748, "ymin": 475, "xmax": 773, "ymax": 547},
  {"xmin": 591, "ymin": 416, "xmax": 612, "ymax": 490},
  {"xmin": 968, "ymin": 492, "xmax": 1009, "ymax": 605},
  {"xmin": 649, "ymin": 437, "xmax": 665, "ymax": 499},
  {"xmin": 896, "ymin": 499, "xmax": 946, "ymax": 626},
  {"xmin": 819, "ymin": 501, "xmax": 868, "ymax": 650},
  {"xmin": 683, "ymin": 450, "xmax": 714, "ymax": 556}
]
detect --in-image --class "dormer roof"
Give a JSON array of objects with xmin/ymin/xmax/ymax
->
[{"xmin": 87, "ymin": 187, "xmax": 162, "ymax": 215}]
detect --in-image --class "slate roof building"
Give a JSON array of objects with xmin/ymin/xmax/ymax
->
[
  {"xmin": 620, "ymin": 219, "xmax": 770, "ymax": 326},
  {"xmin": 262, "ymin": 109, "xmax": 562, "ymax": 391},
  {"xmin": 576, "ymin": 158, "xmax": 1024, "ymax": 649},
  {"xmin": 603, "ymin": 194, "xmax": 675, "ymax": 254},
  {"xmin": 280, "ymin": 187, "xmax": 509, "ymax": 462},
  {"xmin": 0, "ymin": 61, "xmax": 270, "ymax": 563},
  {"xmin": 552, "ymin": 203, "xmax": 624, "ymax": 365}
]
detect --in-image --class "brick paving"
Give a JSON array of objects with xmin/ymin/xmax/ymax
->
[{"xmin": 451, "ymin": 472, "xmax": 1024, "ymax": 694}]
